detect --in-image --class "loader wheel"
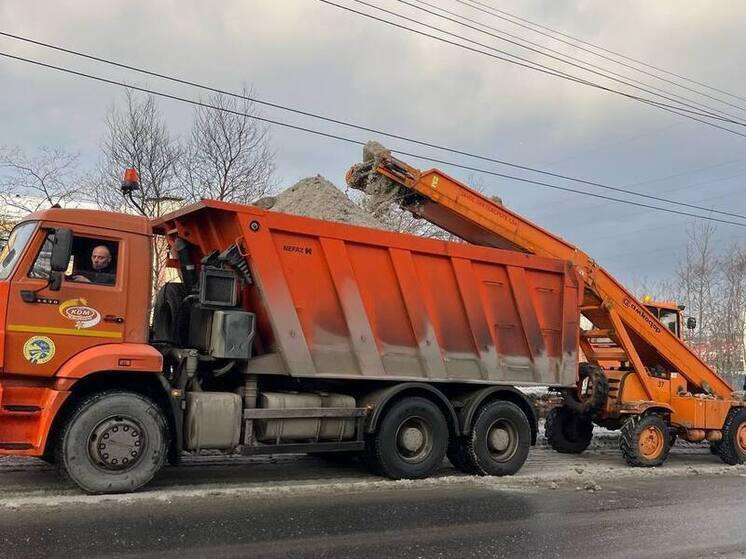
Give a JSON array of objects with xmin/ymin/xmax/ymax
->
[
  {"xmin": 464, "ymin": 401, "xmax": 531, "ymax": 476},
  {"xmin": 563, "ymin": 363, "xmax": 609, "ymax": 415},
  {"xmin": 56, "ymin": 391, "xmax": 168, "ymax": 494},
  {"xmin": 718, "ymin": 408, "xmax": 746, "ymax": 465},
  {"xmin": 619, "ymin": 414, "xmax": 671, "ymax": 467},
  {"xmin": 370, "ymin": 397, "xmax": 448, "ymax": 479},
  {"xmin": 545, "ymin": 406, "xmax": 593, "ymax": 454}
]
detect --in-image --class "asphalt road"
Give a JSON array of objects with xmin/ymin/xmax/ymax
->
[{"xmin": 2, "ymin": 460, "xmax": 746, "ymax": 559}]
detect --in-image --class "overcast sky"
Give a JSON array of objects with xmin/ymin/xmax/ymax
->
[{"xmin": 1, "ymin": 0, "xmax": 745, "ymax": 288}]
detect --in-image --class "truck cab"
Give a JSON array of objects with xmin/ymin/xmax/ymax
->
[{"xmin": 0, "ymin": 210, "xmax": 161, "ymax": 463}]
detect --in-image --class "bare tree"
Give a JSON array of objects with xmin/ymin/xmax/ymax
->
[
  {"xmin": 629, "ymin": 275, "xmax": 678, "ymax": 302},
  {"xmin": 96, "ymin": 90, "xmax": 183, "ymax": 218},
  {"xmin": 181, "ymin": 88, "xmax": 275, "ymax": 203},
  {"xmin": 0, "ymin": 146, "xmax": 87, "ymax": 236},
  {"xmin": 95, "ymin": 91, "xmax": 184, "ymax": 293},
  {"xmin": 716, "ymin": 244, "xmax": 746, "ymax": 374},
  {"xmin": 676, "ymin": 221, "xmax": 720, "ymax": 351}
]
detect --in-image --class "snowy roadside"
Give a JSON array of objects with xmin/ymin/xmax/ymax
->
[{"xmin": 1, "ymin": 439, "xmax": 743, "ymax": 510}]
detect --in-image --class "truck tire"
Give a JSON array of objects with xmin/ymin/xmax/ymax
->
[
  {"xmin": 56, "ymin": 391, "xmax": 168, "ymax": 494},
  {"xmin": 545, "ymin": 406, "xmax": 593, "ymax": 454},
  {"xmin": 371, "ymin": 397, "xmax": 448, "ymax": 479},
  {"xmin": 619, "ymin": 414, "xmax": 671, "ymax": 467},
  {"xmin": 718, "ymin": 408, "xmax": 746, "ymax": 465},
  {"xmin": 563, "ymin": 363, "xmax": 609, "ymax": 415},
  {"xmin": 464, "ymin": 401, "xmax": 531, "ymax": 476},
  {"xmin": 151, "ymin": 282, "xmax": 190, "ymax": 346},
  {"xmin": 447, "ymin": 438, "xmax": 477, "ymax": 474}
]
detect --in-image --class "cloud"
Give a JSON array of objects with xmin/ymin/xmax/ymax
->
[{"xmin": 1, "ymin": 0, "xmax": 745, "ymax": 284}]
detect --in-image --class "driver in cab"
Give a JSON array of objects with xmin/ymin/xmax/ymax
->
[{"xmin": 70, "ymin": 245, "xmax": 116, "ymax": 285}]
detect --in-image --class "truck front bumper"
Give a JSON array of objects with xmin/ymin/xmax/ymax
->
[{"xmin": 0, "ymin": 380, "xmax": 70, "ymax": 457}]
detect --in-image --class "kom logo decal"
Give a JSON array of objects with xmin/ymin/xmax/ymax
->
[{"xmin": 59, "ymin": 298, "xmax": 102, "ymax": 329}]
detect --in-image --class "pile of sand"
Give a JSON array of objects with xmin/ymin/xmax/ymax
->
[{"xmin": 253, "ymin": 175, "xmax": 388, "ymax": 230}]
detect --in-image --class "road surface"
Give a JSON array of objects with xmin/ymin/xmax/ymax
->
[{"xmin": 1, "ymin": 440, "xmax": 745, "ymax": 558}]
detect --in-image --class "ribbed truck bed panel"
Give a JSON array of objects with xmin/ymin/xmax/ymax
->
[{"xmin": 156, "ymin": 202, "xmax": 581, "ymax": 387}]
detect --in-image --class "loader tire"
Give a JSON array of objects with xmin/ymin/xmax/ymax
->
[
  {"xmin": 545, "ymin": 406, "xmax": 593, "ymax": 454},
  {"xmin": 464, "ymin": 401, "xmax": 531, "ymax": 476},
  {"xmin": 370, "ymin": 397, "xmax": 448, "ymax": 479},
  {"xmin": 619, "ymin": 414, "xmax": 671, "ymax": 467},
  {"xmin": 57, "ymin": 391, "xmax": 168, "ymax": 494},
  {"xmin": 718, "ymin": 408, "xmax": 746, "ymax": 465},
  {"xmin": 563, "ymin": 363, "xmax": 609, "ymax": 415},
  {"xmin": 151, "ymin": 282, "xmax": 190, "ymax": 346}
]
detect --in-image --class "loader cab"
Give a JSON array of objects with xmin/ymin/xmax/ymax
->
[
  {"xmin": 0, "ymin": 210, "xmax": 152, "ymax": 377},
  {"xmin": 643, "ymin": 298, "xmax": 688, "ymax": 340}
]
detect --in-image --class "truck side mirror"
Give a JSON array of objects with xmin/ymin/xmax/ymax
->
[
  {"xmin": 686, "ymin": 317, "xmax": 697, "ymax": 330},
  {"xmin": 49, "ymin": 228, "xmax": 72, "ymax": 291}
]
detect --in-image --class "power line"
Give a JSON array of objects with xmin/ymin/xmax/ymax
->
[
  {"xmin": 461, "ymin": 0, "xmax": 746, "ymax": 111},
  {"xmin": 2, "ymin": 30, "xmax": 744, "ymax": 220},
  {"xmin": 315, "ymin": 0, "xmax": 746, "ymax": 139},
  {"xmin": 2, "ymin": 50, "xmax": 746, "ymax": 228},
  {"xmin": 400, "ymin": 0, "xmax": 746, "ymax": 126},
  {"xmin": 337, "ymin": 0, "xmax": 746, "ymax": 126}
]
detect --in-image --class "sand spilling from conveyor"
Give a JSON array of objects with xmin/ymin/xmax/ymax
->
[
  {"xmin": 253, "ymin": 175, "xmax": 389, "ymax": 230},
  {"xmin": 352, "ymin": 140, "xmax": 503, "ymax": 206}
]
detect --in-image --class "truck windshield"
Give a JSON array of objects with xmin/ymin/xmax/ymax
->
[{"xmin": 0, "ymin": 221, "xmax": 36, "ymax": 280}]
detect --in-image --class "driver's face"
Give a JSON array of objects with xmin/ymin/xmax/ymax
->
[{"xmin": 91, "ymin": 247, "xmax": 112, "ymax": 271}]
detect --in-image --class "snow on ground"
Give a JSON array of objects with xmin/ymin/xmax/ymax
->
[{"xmin": 1, "ymin": 428, "xmax": 743, "ymax": 510}]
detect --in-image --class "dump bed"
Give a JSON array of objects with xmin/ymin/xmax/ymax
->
[{"xmin": 155, "ymin": 201, "xmax": 581, "ymax": 387}]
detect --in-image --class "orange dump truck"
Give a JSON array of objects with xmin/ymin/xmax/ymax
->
[{"xmin": 0, "ymin": 175, "xmax": 580, "ymax": 493}]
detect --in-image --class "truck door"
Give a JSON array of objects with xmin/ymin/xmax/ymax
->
[{"xmin": 4, "ymin": 225, "xmax": 128, "ymax": 378}]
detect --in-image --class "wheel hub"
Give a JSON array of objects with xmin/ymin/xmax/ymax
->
[
  {"xmin": 89, "ymin": 416, "xmax": 144, "ymax": 471},
  {"xmin": 487, "ymin": 427, "xmax": 510, "ymax": 453},
  {"xmin": 737, "ymin": 424, "xmax": 746, "ymax": 452},
  {"xmin": 399, "ymin": 427, "xmax": 425, "ymax": 452},
  {"xmin": 485, "ymin": 419, "xmax": 518, "ymax": 461},
  {"xmin": 395, "ymin": 417, "xmax": 432, "ymax": 463},
  {"xmin": 639, "ymin": 426, "xmax": 664, "ymax": 459}
]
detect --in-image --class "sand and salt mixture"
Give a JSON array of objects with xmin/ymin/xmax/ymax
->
[
  {"xmin": 251, "ymin": 141, "xmax": 408, "ymax": 231},
  {"xmin": 253, "ymin": 174, "xmax": 390, "ymax": 230}
]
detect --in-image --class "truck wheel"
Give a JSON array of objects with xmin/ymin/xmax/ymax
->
[
  {"xmin": 718, "ymin": 408, "xmax": 746, "ymax": 465},
  {"xmin": 464, "ymin": 401, "xmax": 531, "ymax": 476},
  {"xmin": 563, "ymin": 363, "xmax": 609, "ymax": 415},
  {"xmin": 545, "ymin": 406, "xmax": 593, "ymax": 454},
  {"xmin": 372, "ymin": 397, "xmax": 448, "ymax": 479},
  {"xmin": 447, "ymin": 438, "xmax": 477, "ymax": 474},
  {"xmin": 619, "ymin": 414, "xmax": 671, "ymax": 467},
  {"xmin": 56, "ymin": 391, "xmax": 168, "ymax": 494}
]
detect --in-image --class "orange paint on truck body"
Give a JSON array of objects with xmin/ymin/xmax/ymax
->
[
  {"xmin": 0, "ymin": 209, "xmax": 159, "ymax": 456},
  {"xmin": 154, "ymin": 201, "xmax": 582, "ymax": 387}
]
